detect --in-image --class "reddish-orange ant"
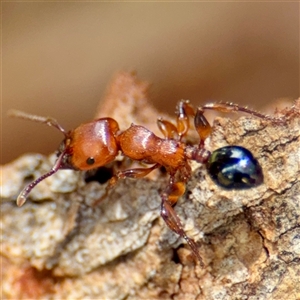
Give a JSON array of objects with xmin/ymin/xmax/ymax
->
[{"xmin": 9, "ymin": 100, "xmax": 272, "ymax": 266}]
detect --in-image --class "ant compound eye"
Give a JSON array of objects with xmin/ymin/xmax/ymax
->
[
  {"xmin": 207, "ymin": 146, "xmax": 263, "ymax": 189},
  {"xmin": 86, "ymin": 157, "xmax": 95, "ymax": 165}
]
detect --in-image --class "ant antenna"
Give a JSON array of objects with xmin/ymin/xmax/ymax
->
[
  {"xmin": 16, "ymin": 149, "xmax": 66, "ymax": 207},
  {"xmin": 8, "ymin": 109, "xmax": 67, "ymax": 135},
  {"xmin": 8, "ymin": 109, "xmax": 69, "ymax": 206}
]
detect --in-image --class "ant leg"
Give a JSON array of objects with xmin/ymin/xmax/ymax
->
[
  {"xmin": 160, "ymin": 180, "xmax": 204, "ymax": 266},
  {"xmin": 194, "ymin": 108, "xmax": 212, "ymax": 147},
  {"xmin": 194, "ymin": 101, "xmax": 283, "ymax": 145},
  {"xmin": 157, "ymin": 118, "xmax": 179, "ymax": 139},
  {"xmin": 156, "ymin": 100, "xmax": 195, "ymax": 140},
  {"xmin": 108, "ymin": 163, "xmax": 160, "ymax": 187},
  {"xmin": 176, "ymin": 100, "xmax": 196, "ymax": 140},
  {"xmin": 201, "ymin": 102, "xmax": 273, "ymax": 120},
  {"xmin": 93, "ymin": 164, "xmax": 160, "ymax": 206}
]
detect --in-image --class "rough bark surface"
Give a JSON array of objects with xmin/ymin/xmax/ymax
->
[{"xmin": 1, "ymin": 72, "xmax": 299, "ymax": 299}]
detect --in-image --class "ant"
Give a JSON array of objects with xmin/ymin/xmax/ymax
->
[{"xmin": 9, "ymin": 100, "xmax": 272, "ymax": 266}]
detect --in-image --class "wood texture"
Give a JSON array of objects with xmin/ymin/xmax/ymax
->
[{"xmin": 1, "ymin": 72, "xmax": 299, "ymax": 299}]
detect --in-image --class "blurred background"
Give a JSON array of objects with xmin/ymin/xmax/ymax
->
[{"xmin": 2, "ymin": 2, "xmax": 299, "ymax": 164}]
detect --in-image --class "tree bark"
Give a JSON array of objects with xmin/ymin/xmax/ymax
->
[{"xmin": 1, "ymin": 72, "xmax": 299, "ymax": 299}]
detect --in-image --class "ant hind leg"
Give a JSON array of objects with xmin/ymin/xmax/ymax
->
[
  {"xmin": 160, "ymin": 179, "xmax": 204, "ymax": 266},
  {"xmin": 201, "ymin": 102, "xmax": 274, "ymax": 120}
]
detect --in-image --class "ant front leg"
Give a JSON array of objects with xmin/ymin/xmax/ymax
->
[
  {"xmin": 93, "ymin": 164, "xmax": 160, "ymax": 206},
  {"xmin": 160, "ymin": 178, "xmax": 204, "ymax": 266}
]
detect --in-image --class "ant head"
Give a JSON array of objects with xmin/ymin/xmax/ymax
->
[
  {"xmin": 9, "ymin": 111, "xmax": 120, "ymax": 206},
  {"xmin": 63, "ymin": 118, "xmax": 119, "ymax": 170}
]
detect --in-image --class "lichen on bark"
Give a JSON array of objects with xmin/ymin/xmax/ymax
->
[{"xmin": 1, "ymin": 72, "xmax": 299, "ymax": 299}]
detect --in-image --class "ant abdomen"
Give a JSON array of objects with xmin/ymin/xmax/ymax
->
[{"xmin": 207, "ymin": 146, "xmax": 264, "ymax": 189}]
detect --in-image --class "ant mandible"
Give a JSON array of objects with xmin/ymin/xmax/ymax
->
[{"xmin": 9, "ymin": 100, "xmax": 270, "ymax": 266}]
